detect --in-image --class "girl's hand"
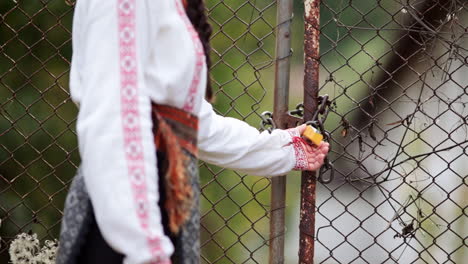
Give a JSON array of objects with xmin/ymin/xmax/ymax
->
[{"xmin": 293, "ymin": 124, "xmax": 330, "ymax": 171}]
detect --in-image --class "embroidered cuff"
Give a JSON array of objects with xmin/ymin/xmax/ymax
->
[{"xmin": 287, "ymin": 128, "xmax": 308, "ymax": 171}]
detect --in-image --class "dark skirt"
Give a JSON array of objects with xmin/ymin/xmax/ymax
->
[
  {"xmin": 56, "ymin": 105, "xmax": 200, "ymax": 264},
  {"xmin": 56, "ymin": 152, "xmax": 200, "ymax": 264}
]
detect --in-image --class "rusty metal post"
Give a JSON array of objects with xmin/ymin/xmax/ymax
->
[
  {"xmin": 269, "ymin": 0, "xmax": 293, "ymax": 263},
  {"xmin": 299, "ymin": 0, "xmax": 320, "ymax": 263}
]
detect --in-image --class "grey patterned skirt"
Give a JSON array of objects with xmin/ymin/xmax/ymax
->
[{"xmin": 56, "ymin": 104, "xmax": 200, "ymax": 264}]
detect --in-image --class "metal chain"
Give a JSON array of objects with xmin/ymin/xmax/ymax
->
[
  {"xmin": 262, "ymin": 96, "xmax": 334, "ymax": 183},
  {"xmin": 260, "ymin": 111, "xmax": 275, "ymax": 133},
  {"xmin": 304, "ymin": 95, "xmax": 334, "ymax": 184},
  {"xmin": 289, "ymin": 103, "xmax": 304, "ymax": 118}
]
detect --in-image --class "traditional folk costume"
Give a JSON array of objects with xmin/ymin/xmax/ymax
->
[{"xmin": 56, "ymin": 0, "xmax": 308, "ymax": 263}]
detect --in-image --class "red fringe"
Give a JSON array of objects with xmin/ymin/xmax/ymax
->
[{"xmin": 154, "ymin": 114, "xmax": 193, "ymax": 234}]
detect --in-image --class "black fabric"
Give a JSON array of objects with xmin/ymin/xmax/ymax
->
[
  {"xmin": 56, "ymin": 169, "xmax": 94, "ymax": 264},
  {"xmin": 76, "ymin": 213, "xmax": 125, "ymax": 263}
]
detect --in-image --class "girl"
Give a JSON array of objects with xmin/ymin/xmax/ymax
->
[{"xmin": 56, "ymin": 0, "xmax": 329, "ymax": 263}]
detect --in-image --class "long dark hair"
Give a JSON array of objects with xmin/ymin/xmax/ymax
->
[{"xmin": 185, "ymin": 0, "xmax": 213, "ymax": 101}]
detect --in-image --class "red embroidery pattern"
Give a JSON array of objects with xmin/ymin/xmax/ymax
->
[
  {"xmin": 117, "ymin": 1, "xmax": 168, "ymax": 262},
  {"xmin": 174, "ymin": 0, "xmax": 205, "ymax": 112},
  {"xmin": 287, "ymin": 129, "xmax": 308, "ymax": 170}
]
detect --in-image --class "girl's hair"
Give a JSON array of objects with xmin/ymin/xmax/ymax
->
[{"xmin": 185, "ymin": 0, "xmax": 214, "ymax": 101}]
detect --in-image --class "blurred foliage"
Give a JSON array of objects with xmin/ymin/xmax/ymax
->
[{"xmin": 0, "ymin": 1, "xmax": 76, "ymax": 263}]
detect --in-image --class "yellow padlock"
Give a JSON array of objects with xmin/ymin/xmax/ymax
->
[{"xmin": 303, "ymin": 125, "xmax": 323, "ymax": 146}]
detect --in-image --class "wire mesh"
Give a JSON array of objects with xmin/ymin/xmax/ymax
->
[
  {"xmin": 200, "ymin": 0, "xmax": 279, "ymax": 262},
  {"xmin": 316, "ymin": 0, "xmax": 467, "ymax": 263},
  {"xmin": 0, "ymin": 1, "xmax": 76, "ymax": 262}
]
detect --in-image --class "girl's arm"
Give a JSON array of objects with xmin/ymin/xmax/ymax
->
[{"xmin": 198, "ymin": 100, "xmax": 329, "ymax": 176}]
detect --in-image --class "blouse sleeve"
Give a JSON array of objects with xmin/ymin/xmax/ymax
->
[
  {"xmin": 74, "ymin": 1, "xmax": 172, "ymax": 263},
  {"xmin": 198, "ymin": 100, "xmax": 301, "ymax": 176}
]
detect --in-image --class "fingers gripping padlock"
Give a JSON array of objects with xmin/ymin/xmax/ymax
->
[{"xmin": 305, "ymin": 120, "xmax": 334, "ymax": 184}]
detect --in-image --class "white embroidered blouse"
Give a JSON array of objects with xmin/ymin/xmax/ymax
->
[{"xmin": 70, "ymin": 0, "xmax": 304, "ymax": 263}]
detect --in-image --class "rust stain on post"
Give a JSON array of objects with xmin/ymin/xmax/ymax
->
[{"xmin": 299, "ymin": 0, "xmax": 320, "ymax": 263}]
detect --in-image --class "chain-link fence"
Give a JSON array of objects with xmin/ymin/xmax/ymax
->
[
  {"xmin": 200, "ymin": 0, "xmax": 279, "ymax": 262},
  {"xmin": 0, "ymin": 1, "xmax": 77, "ymax": 263},
  {"xmin": 0, "ymin": 0, "xmax": 467, "ymax": 263},
  {"xmin": 314, "ymin": 0, "xmax": 467, "ymax": 263}
]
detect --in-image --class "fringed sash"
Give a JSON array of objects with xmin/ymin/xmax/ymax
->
[{"xmin": 151, "ymin": 104, "xmax": 199, "ymax": 234}]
